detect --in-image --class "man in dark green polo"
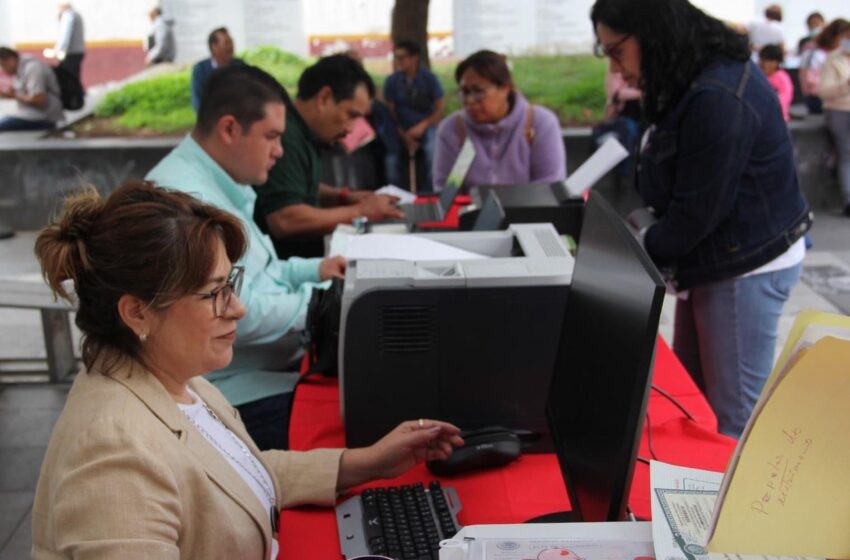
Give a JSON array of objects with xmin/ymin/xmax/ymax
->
[{"xmin": 253, "ymin": 54, "xmax": 403, "ymax": 258}]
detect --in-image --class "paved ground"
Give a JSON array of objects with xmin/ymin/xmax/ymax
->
[{"xmin": 0, "ymin": 208, "xmax": 848, "ymax": 556}]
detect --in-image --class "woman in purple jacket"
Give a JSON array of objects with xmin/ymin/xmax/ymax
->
[{"xmin": 433, "ymin": 50, "xmax": 566, "ymax": 193}]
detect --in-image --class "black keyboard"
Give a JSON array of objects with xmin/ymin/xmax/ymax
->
[
  {"xmin": 402, "ymin": 201, "xmax": 441, "ymax": 223},
  {"xmin": 336, "ymin": 480, "xmax": 462, "ymax": 560}
]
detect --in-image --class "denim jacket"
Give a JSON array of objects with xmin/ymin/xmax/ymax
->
[{"xmin": 637, "ymin": 58, "xmax": 812, "ymax": 291}]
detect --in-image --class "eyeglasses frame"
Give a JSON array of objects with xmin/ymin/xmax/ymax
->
[
  {"xmin": 594, "ymin": 33, "xmax": 632, "ymax": 64},
  {"xmin": 194, "ymin": 265, "xmax": 245, "ymax": 318}
]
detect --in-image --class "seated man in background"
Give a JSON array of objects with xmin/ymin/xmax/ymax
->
[
  {"xmin": 191, "ymin": 27, "xmax": 243, "ymax": 112},
  {"xmin": 147, "ymin": 64, "xmax": 345, "ymax": 450},
  {"xmin": 0, "ymin": 47, "xmax": 64, "ymax": 132},
  {"xmin": 254, "ymin": 54, "xmax": 403, "ymax": 260},
  {"xmin": 384, "ymin": 40, "xmax": 445, "ymax": 192}
]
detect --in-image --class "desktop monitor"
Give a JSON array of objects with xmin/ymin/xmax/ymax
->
[{"xmin": 545, "ymin": 191, "xmax": 665, "ymax": 522}]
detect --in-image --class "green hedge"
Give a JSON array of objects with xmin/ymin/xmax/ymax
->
[
  {"xmin": 93, "ymin": 46, "xmax": 314, "ymax": 133},
  {"xmin": 94, "ymin": 71, "xmax": 194, "ymax": 132}
]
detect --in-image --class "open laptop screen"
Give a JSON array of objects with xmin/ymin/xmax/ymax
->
[{"xmin": 437, "ymin": 181, "xmax": 461, "ymax": 215}]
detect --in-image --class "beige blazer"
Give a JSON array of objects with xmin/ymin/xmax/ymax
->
[{"xmin": 31, "ymin": 357, "xmax": 344, "ymax": 559}]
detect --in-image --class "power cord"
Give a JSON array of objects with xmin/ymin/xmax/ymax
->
[
  {"xmin": 651, "ymin": 384, "xmax": 696, "ymax": 421},
  {"xmin": 633, "ymin": 387, "xmax": 697, "ymax": 514},
  {"xmin": 645, "ymin": 412, "xmax": 659, "ymax": 461}
]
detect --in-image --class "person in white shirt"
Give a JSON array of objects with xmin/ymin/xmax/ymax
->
[
  {"xmin": 50, "ymin": 2, "xmax": 85, "ymax": 80},
  {"xmin": 818, "ymin": 25, "xmax": 850, "ymax": 216},
  {"xmin": 747, "ymin": 4, "xmax": 785, "ymax": 56},
  {"xmin": 145, "ymin": 7, "xmax": 176, "ymax": 65}
]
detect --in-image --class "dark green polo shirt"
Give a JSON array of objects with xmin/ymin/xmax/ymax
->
[{"xmin": 252, "ymin": 98, "xmax": 321, "ymax": 234}]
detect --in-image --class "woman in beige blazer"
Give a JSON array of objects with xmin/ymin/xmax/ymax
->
[{"xmin": 31, "ymin": 180, "xmax": 463, "ymax": 560}]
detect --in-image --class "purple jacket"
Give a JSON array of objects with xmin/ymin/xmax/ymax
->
[{"xmin": 433, "ymin": 94, "xmax": 566, "ymax": 192}]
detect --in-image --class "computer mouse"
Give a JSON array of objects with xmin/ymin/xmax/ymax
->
[{"xmin": 426, "ymin": 427, "xmax": 521, "ymax": 476}]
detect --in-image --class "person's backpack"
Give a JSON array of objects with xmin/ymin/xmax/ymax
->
[
  {"xmin": 303, "ymin": 278, "xmax": 344, "ymax": 377},
  {"xmin": 52, "ymin": 66, "xmax": 85, "ymax": 111}
]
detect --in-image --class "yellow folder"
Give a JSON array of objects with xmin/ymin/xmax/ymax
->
[{"xmin": 706, "ymin": 310, "xmax": 850, "ymax": 558}]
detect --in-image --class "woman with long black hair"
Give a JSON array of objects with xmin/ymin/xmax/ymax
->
[{"xmin": 590, "ymin": 0, "xmax": 812, "ymax": 438}]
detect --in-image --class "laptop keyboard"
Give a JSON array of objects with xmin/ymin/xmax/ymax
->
[
  {"xmin": 337, "ymin": 481, "xmax": 461, "ymax": 560},
  {"xmin": 402, "ymin": 202, "xmax": 441, "ymax": 224}
]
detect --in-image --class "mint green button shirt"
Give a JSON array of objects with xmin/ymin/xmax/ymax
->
[{"xmin": 147, "ymin": 135, "xmax": 324, "ymax": 406}]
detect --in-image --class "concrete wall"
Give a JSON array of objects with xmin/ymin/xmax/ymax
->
[
  {"xmin": 0, "ymin": 137, "xmax": 176, "ymax": 230},
  {"xmin": 0, "ymin": 121, "xmax": 839, "ymax": 231}
]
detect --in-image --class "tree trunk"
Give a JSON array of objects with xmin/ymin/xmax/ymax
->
[{"xmin": 390, "ymin": 0, "xmax": 431, "ymax": 67}]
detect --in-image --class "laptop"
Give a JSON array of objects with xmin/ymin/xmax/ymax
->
[
  {"xmin": 397, "ymin": 180, "xmax": 461, "ymax": 227},
  {"xmin": 383, "ymin": 137, "xmax": 474, "ymax": 230}
]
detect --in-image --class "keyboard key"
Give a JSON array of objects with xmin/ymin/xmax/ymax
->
[{"xmin": 356, "ymin": 481, "xmax": 460, "ymax": 559}]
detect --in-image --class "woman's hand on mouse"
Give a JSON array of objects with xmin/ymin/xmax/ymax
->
[{"xmin": 337, "ymin": 420, "xmax": 464, "ymax": 491}]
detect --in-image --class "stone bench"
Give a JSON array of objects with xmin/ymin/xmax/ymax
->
[{"xmin": 0, "ymin": 279, "xmax": 77, "ymax": 382}]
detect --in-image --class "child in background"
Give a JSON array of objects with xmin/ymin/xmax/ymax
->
[{"xmin": 759, "ymin": 44, "xmax": 794, "ymax": 122}]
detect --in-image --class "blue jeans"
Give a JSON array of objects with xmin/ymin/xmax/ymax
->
[
  {"xmin": 384, "ymin": 151, "xmax": 402, "ymax": 187},
  {"xmin": 0, "ymin": 116, "xmax": 55, "ymax": 132},
  {"xmin": 393, "ymin": 125, "xmax": 437, "ymax": 192},
  {"xmin": 825, "ymin": 109, "xmax": 850, "ymax": 205},
  {"xmin": 419, "ymin": 125, "xmax": 436, "ymax": 191},
  {"xmin": 673, "ymin": 263, "xmax": 802, "ymax": 438}
]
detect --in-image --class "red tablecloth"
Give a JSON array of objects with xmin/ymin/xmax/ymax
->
[{"xmin": 279, "ymin": 338, "xmax": 737, "ymax": 558}]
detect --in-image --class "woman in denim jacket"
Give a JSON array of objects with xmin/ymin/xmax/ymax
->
[{"xmin": 591, "ymin": 0, "xmax": 812, "ymax": 438}]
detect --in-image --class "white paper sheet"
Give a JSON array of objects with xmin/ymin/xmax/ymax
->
[
  {"xmin": 345, "ymin": 233, "xmax": 488, "ymax": 261},
  {"xmin": 375, "ymin": 185, "xmax": 417, "ymax": 204},
  {"xmin": 440, "ymin": 522, "xmax": 654, "ymax": 560},
  {"xmin": 565, "ymin": 136, "xmax": 629, "ymax": 198}
]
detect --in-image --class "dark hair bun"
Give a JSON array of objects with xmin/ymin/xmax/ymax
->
[{"xmin": 35, "ymin": 187, "xmax": 104, "ymax": 301}]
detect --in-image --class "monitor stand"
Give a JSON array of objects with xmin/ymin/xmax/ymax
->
[{"xmin": 524, "ymin": 511, "xmax": 579, "ymax": 523}]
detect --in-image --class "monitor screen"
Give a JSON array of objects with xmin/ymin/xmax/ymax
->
[{"xmin": 546, "ymin": 191, "xmax": 665, "ymax": 522}]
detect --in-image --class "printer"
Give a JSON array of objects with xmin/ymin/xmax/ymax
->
[{"xmin": 338, "ymin": 223, "xmax": 574, "ymax": 451}]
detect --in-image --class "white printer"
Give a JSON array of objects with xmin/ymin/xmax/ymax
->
[{"xmin": 338, "ymin": 224, "xmax": 574, "ymax": 451}]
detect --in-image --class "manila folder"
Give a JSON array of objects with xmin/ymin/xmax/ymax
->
[{"xmin": 707, "ymin": 336, "xmax": 850, "ymax": 558}]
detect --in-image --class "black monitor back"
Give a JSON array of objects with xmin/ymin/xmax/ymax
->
[{"xmin": 546, "ymin": 191, "xmax": 665, "ymax": 522}]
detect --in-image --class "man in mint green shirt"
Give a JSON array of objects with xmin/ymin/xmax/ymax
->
[{"xmin": 147, "ymin": 65, "xmax": 345, "ymax": 449}]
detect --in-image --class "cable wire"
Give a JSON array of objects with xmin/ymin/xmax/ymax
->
[{"xmin": 651, "ymin": 384, "xmax": 696, "ymax": 420}]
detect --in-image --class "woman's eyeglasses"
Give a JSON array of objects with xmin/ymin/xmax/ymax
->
[
  {"xmin": 456, "ymin": 85, "xmax": 495, "ymax": 103},
  {"xmin": 594, "ymin": 34, "xmax": 631, "ymax": 63},
  {"xmin": 195, "ymin": 266, "xmax": 244, "ymax": 318}
]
